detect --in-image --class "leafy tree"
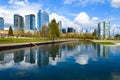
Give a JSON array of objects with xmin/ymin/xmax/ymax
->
[
  {"xmin": 40, "ymin": 24, "xmax": 48, "ymax": 38},
  {"xmin": 20, "ymin": 29, "xmax": 25, "ymax": 37},
  {"xmin": 115, "ymin": 34, "xmax": 120, "ymax": 37},
  {"xmin": 8, "ymin": 26, "xmax": 13, "ymax": 36},
  {"xmin": 33, "ymin": 31, "xmax": 40, "ymax": 38},
  {"xmin": 92, "ymin": 29, "xmax": 97, "ymax": 39},
  {"xmin": 14, "ymin": 29, "xmax": 25, "ymax": 38},
  {"xmin": 115, "ymin": 34, "xmax": 120, "ymax": 40},
  {"xmin": 24, "ymin": 31, "xmax": 32, "ymax": 37},
  {"xmin": 48, "ymin": 19, "xmax": 60, "ymax": 40},
  {"xmin": 14, "ymin": 31, "xmax": 20, "ymax": 38}
]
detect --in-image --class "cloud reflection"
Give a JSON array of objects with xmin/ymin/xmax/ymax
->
[{"xmin": 75, "ymin": 55, "xmax": 89, "ymax": 65}]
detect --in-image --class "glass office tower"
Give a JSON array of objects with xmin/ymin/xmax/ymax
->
[
  {"xmin": 98, "ymin": 21, "xmax": 110, "ymax": 39},
  {"xmin": 14, "ymin": 14, "xmax": 24, "ymax": 31},
  {"xmin": 0, "ymin": 17, "xmax": 4, "ymax": 30},
  {"xmin": 25, "ymin": 14, "xmax": 36, "ymax": 31},
  {"xmin": 58, "ymin": 21, "xmax": 62, "ymax": 33},
  {"xmin": 37, "ymin": 10, "xmax": 49, "ymax": 31}
]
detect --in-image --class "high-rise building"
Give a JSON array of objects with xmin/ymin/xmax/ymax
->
[
  {"xmin": 25, "ymin": 14, "xmax": 36, "ymax": 31},
  {"xmin": 14, "ymin": 14, "xmax": 24, "ymax": 31},
  {"xmin": 98, "ymin": 21, "xmax": 110, "ymax": 39},
  {"xmin": 98, "ymin": 22, "xmax": 104, "ymax": 38},
  {"xmin": 58, "ymin": 21, "xmax": 62, "ymax": 33},
  {"xmin": 62, "ymin": 29, "xmax": 66, "ymax": 33},
  {"xmin": 67, "ymin": 27, "xmax": 75, "ymax": 33},
  {"xmin": 104, "ymin": 21, "xmax": 110, "ymax": 38},
  {"xmin": 0, "ymin": 17, "xmax": 4, "ymax": 30},
  {"xmin": 37, "ymin": 10, "xmax": 49, "ymax": 31}
]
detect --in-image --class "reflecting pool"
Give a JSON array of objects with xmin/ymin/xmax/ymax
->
[{"xmin": 0, "ymin": 41, "xmax": 120, "ymax": 80}]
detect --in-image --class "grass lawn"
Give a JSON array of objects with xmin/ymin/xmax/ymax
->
[
  {"xmin": 91, "ymin": 40, "xmax": 120, "ymax": 45},
  {"xmin": 0, "ymin": 38, "xmax": 76, "ymax": 44},
  {"xmin": 0, "ymin": 38, "xmax": 49, "ymax": 44},
  {"xmin": 95, "ymin": 42, "xmax": 115, "ymax": 45}
]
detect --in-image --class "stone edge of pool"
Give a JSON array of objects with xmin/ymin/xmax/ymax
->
[{"xmin": 0, "ymin": 39, "xmax": 79, "ymax": 51}]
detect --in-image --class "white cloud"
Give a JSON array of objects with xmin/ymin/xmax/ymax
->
[
  {"xmin": 74, "ymin": 12, "xmax": 99, "ymax": 28},
  {"xmin": 50, "ymin": 12, "xmax": 99, "ymax": 32},
  {"xmin": 110, "ymin": 24, "xmax": 120, "ymax": 35},
  {"xmin": 79, "ymin": 0, "xmax": 105, "ymax": 6},
  {"xmin": 50, "ymin": 13, "xmax": 79, "ymax": 29},
  {"xmin": 64, "ymin": 0, "xmax": 105, "ymax": 6},
  {"xmin": 50, "ymin": 12, "xmax": 99, "ymax": 33},
  {"xmin": 64, "ymin": 0, "xmax": 120, "ymax": 8},
  {"xmin": 111, "ymin": 24, "xmax": 120, "ymax": 30},
  {"xmin": 9, "ymin": 0, "xmax": 29, "ymax": 5},
  {"xmin": 64, "ymin": 0, "xmax": 77, "ymax": 4},
  {"xmin": 0, "ymin": 0, "xmax": 41, "ymax": 28},
  {"xmin": 111, "ymin": 0, "xmax": 120, "ymax": 8},
  {"xmin": 92, "ymin": 17, "xmax": 99, "ymax": 21}
]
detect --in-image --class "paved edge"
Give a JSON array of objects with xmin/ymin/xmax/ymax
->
[{"xmin": 0, "ymin": 39, "xmax": 79, "ymax": 51}]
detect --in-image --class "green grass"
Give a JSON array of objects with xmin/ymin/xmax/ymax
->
[
  {"xmin": 91, "ymin": 40, "xmax": 119, "ymax": 45},
  {"xmin": 0, "ymin": 38, "xmax": 76, "ymax": 44},
  {"xmin": 95, "ymin": 42, "xmax": 115, "ymax": 45},
  {"xmin": 0, "ymin": 38, "xmax": 50, "ymax": 44}
]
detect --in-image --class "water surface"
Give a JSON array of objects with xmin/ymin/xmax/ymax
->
[{"xmin": 0, "ymin": 41, "xmax": 120, "ymax": 80}]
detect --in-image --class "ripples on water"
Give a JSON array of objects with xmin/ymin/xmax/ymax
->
[{"xmin": 0, "ymin": 41, "xmax": 120, "ymax": 80}]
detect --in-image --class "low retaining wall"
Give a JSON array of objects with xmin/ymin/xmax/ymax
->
[{"xmin": 0, "ymin": 39, "xmax": 78, "ymax": 51}]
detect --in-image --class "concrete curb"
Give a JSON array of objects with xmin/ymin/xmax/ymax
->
[{"xmin": 0, "ymin": 39, "xmax": 78, "ymax": 51}]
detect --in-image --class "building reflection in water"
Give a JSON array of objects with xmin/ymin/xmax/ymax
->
[
  {"xmin": 0, "ymin": 54, "xmax": 4, "ymax": 63},
  {"xmin": 37, "ymin": 46, "xmax": 49, "ymax": 67},
  {"xmin": 24, "ymin": 47, "xmax": 49, "ymax": 67},
  {"xmin": 14, "ymin": 50, "xmax": 24, "ymax": 63},
  {"xmin": 97, "ymin": 44, "xmax": 110, "ymax": 58},
  {"xmin": 49, "ymin": 42, "xmax": 98, "ymax": 66},
  {"xmin": 112, "ymin": 72, "xmax": 120, "ymax": 80},
  {"xmin": 24, "ymin": 48, "xmax": 35, "ymax": 64},
  {"xmin": 0, "ymin": 41, "xmax": 111, "ymax": 69}
]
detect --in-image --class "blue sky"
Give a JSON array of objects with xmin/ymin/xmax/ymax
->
[{"xmin": 0, "ymin": 0, "xmax": 120, "ymax": 34}]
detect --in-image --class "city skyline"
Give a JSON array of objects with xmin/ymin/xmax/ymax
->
[
  {"xmin": 0, "ymin": 0, "xmax": 120, "ymax": 34},
  {"xmin": 13, "ymin": 10, "xmax": 49, "ymax": 31}
]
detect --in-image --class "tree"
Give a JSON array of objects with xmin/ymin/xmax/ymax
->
[
  {"xmin": 14, "ymin": 31, "xmax": 20, "ymax": 38},
  {"xmin": 33, "ymin": 31, "xmax": 40, "ymax": 38},
  {"xmin": 115, "ymin": 34, "xmax": 120, "ymax": 40},
  {"xmin": 92, "ymin": 29, "xmax": 97, "ymax": 39},
  {"xmin": 14, "ymin": 29, "xmax": 25, "ymax": 38},
  {"xmin": 8, "ymin": 26, "xmax": 13, "ymax": 36},
  {"xmin": 24, "ymin": 31, "xmax": 32, "ymax": 37},
  {"xmin": 20, "ymin": 29, "xmax": 25, "ymax": 37},
  {"xmin": 40, "ymin": 24, "xmax": 48, "ymax": 38},
  {"xmin": 48, "ymin": 19, "xmax": 60, "ymax": 40}
]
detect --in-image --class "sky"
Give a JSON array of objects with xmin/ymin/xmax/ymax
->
[{"xmin": 0, "ymin": 0, "xmax": 120, "ymax": 34}]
